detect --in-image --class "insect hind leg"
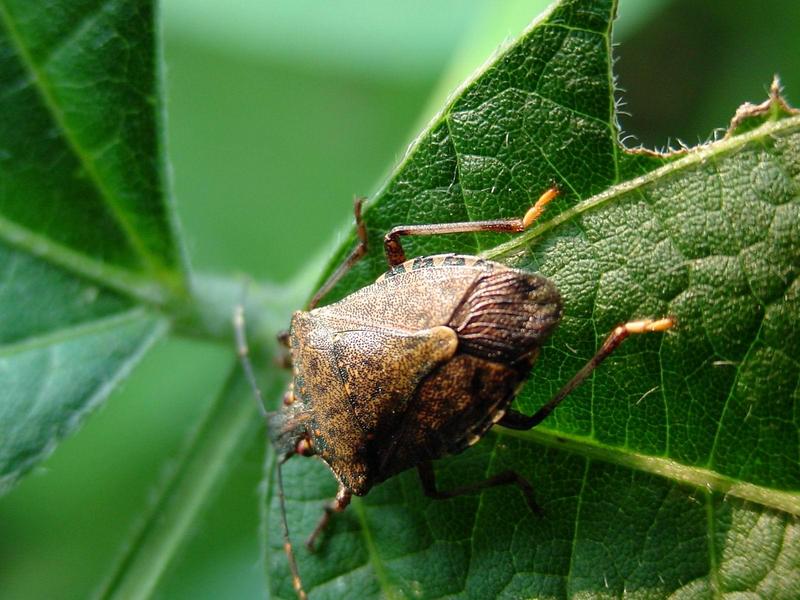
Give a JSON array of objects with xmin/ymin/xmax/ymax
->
[
  {"xmin": 307, "ymin": 196, "xmax": 369, "ymax": 310},
  {"xmin": 417, "ymin": 461, "xmax": 542, "ymax": 515},
  {"xmin": 499, "ymin": 317, "xmax": 674, "ymax": 430}
]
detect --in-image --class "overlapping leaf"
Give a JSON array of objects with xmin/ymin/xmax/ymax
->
[
  {"xmin": 268, "ymin": 0, "xmax": 800, "ymax": 597},
  {"xmin": 0, "ymin": 0, "xmax": 183, "ymax": 492}
]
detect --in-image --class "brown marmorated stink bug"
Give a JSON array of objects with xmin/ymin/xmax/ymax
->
[{"xmin": 234, "ymin": 187, "xmax": 673, "ymax": 599}]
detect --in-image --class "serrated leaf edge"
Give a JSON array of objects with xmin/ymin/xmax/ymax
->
[{"xmin": 484, "ymin": 113, "xmax": 800, "ymax": 260}]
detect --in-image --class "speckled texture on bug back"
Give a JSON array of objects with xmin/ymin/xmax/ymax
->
[{"xmin": 282, "ymin": 254, "xmax": 562, "ymax": 495}]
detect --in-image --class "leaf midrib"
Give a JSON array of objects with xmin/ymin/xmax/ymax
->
[
  {"xmin": 0, "ymin": 214, "xmax": 171, "ymax": 305},
  {"xmin": 483, "ymin": 114, "xmax": 800, "ymax": 261},
  {"xmin": 498, "ymin": 427, "xmax": 800, "ymax": 515},
  {"xmin": 0, "ymin": 307, "xmax": 158, "ymax": 356}
]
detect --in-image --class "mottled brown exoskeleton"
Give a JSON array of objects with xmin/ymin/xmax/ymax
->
[{"xmin": 234, "ymin": 188, "xmax": 673, "ymax": 599}]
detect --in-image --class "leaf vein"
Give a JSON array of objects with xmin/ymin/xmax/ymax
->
[
  {"xmin": 564, "ymin": 458, "xmax": 591, "ymax": 595},
  {"xmin": 39, "ymin": 0, "xmax": 123, "ymax": 69},
  {"xmin": 0, "ymin": 307, "xmax": 153, "ymax": 356},
  {"xmin": 500, "ymin": 427, "xmax": 800, "ymax": 515},
  {"xmin": 0, "ymin": 214, "xmax": 169, "ymax": 305},
  {"xmin": 0, "ymin": 0, "xmax": 166, "ymax": 279}
]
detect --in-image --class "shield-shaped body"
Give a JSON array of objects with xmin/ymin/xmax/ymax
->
[{"xmin": 281, "ymin": 254, "xmax": 562, "ymax": 496}]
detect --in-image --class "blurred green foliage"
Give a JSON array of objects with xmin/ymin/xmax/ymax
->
[
  {"xmin": 616, "ymin": 0, "xmax": 800, "ymax": 147},
  {"xmin": 0, "ymin": 0, "xmax": 797, "ymax": 597}
]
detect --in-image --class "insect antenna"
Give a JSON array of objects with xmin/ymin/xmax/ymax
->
[
  {"xmin": 233, "ymin": 304, "xmax": 269, "ymax": 420},
  {"xmin": 277, "ymin": 456, "xmax": 308, "ymax": 600},
  {"xmin": 233, "ymin": 304, "xmax": 307, "ymax": 597}
]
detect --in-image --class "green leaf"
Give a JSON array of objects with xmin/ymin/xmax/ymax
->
[
  {"xmin": 0, "ymin": 0, "xmax": 183, "ymax": 490},
  {"xmin": 268, "ymin": 0, "xmax": 800, "ymax": 597},
  {"xmin": 0, "ymin": 306, "xmax": 166, "ymax": 492}
]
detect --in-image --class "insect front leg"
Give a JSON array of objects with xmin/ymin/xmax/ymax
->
[
  {"xmin": 417, "ymin": 461, "xmax": 542, "ymax": 515},
  {"xmin": 499, "ymin": 318, "xmax": 675, "ymax": 430},
  {"xmin": 275, "ymin": 330, "xmax": 293, "ymax": 369},
  {"xmin": 307, "ymin": 196, "xmax": 369, "ymax": 310},
  {"xmin": 383, "ymin": 186, "xmax": 559, "ymax": 266},
  {"xmin": 306, "ymin": 484, "xmax": 352, "ymax": 551}
]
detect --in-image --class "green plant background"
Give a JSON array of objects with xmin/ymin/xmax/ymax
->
[{"xmin": 0, "ymin": 0, "xmax": 798, "ymax": 598}]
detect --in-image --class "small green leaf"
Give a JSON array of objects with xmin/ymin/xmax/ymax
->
[
  {"xmin": 269, "ymin": 0, "xmax": 800, "ymax": 597},
  {"xmin": 0, "ymin": 0, "xmax": 183, "ymax": 490}
]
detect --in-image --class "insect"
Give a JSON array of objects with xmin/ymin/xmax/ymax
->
[{"xmin": 234, "ymin": 187, "xmax": 673, "ymax": 599}]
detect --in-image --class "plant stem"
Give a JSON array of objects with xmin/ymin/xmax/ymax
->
[{"xmin": 94, "ymin": 367, "xmax": 267, "ymax": 600}]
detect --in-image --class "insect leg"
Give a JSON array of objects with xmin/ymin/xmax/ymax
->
[
  {"xmin": 277, "ymin": 457, "xmax": 308, "ymax": 600},
  {"xmin": 417, "ymin": 461, "xmax": 542, "ymax": 515},
  {"xmin": 306, "ymin": 484, "xmax": 352, "ymax": 551},
  {"xmin": 499, "ymin": 317, "xmax": 674, "ymax": 430},
  {"xmin": 383, "ymin": 186, "xmax": 559, "ymax": 266},
  {"xmin": 307, "ymin": 196, "xmax": 369, "ymax": 310},
  {"xmin": 236, "ymin": 308, "xmax": 307, "ymax": 595}
]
